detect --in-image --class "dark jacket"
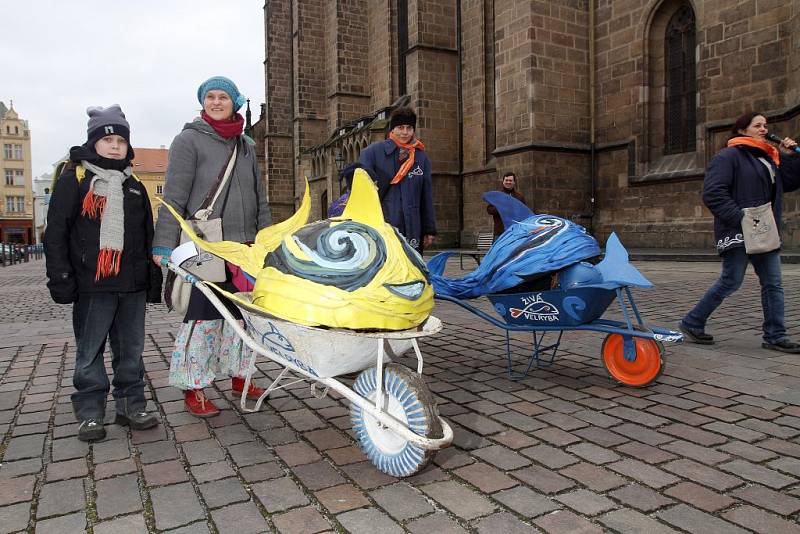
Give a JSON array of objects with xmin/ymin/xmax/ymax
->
[
  {"xmin": 44, "ymin": 164, "xmax": 162, "ymax": 303},
  {"xmin": 486, "ymin": 188, "xmax": 526, "ymax": 236},
  {"xmin": 703, "ymin": 145, "xmax": 800, "ymax": 253},
  {"xmin": 358, "ymin": 139, "xmax": 436, "ymax": 251}
]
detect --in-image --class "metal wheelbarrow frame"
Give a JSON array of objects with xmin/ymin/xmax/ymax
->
[
  {"xmin": 436, "ymin": 284, "xmax": 682, "ymax": 386},
  {"xmin": 165, "ymin": 261, "xmax": 453, "ymax": 477}
]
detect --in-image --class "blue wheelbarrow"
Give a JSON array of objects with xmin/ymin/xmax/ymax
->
[
  {"xmin": 436, "ymin": 282, "xmax": 682, "ymax": 386},
  {"xmin": 429, "ymin": 230, "xmax": 683, "ymax": 387}
]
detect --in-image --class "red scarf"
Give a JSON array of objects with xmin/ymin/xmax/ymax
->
[
  {"xmin": 201, "ymin": 111, "xmax": 244, "ymax": 139},
  {"xmin": 388, "ymin": 131, "xmax": 425, "ymax": 184},
  {"xmin": 727, "ymin": 136, "xmax": 780, "ymax": 166}
]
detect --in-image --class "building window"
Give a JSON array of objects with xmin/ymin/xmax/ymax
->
[
  {"xmin": 156, "ymin": 185, "xmax": 163, "ymax": 195},
  {"xmin": 6, "ymin": 196, "xmax": 25, "ymax": 212},
  {"xmin": 13, "ymin": 145, "xmax": 23, "ymax": 160},
  {"xmin": 5, "ymin": 170, "xmax": 24, "ymax": 186},
  {"xmin": 3, "ymin": 144, "xmax": 12, "ymax": 159},
  {"xmin": 664, "ymin": 4, "xmax": 696, "ymax": 154}
]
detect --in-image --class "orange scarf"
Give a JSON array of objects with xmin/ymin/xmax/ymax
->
[
  {"xmin": 389, "ymin": 131, "xmax": 426, "ymax": 184},
  {"xmin": 727, "ymin": 136, "xmax": 780, "ymax": 166}
]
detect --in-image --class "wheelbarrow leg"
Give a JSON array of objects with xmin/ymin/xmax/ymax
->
[{"xmin": 505, "ymin": 330, "xmax": 564, "ymax": 380}]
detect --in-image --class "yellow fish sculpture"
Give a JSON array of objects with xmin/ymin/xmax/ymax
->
[{"xmin": 160, "ymin": 169, "xmax": 434, "ymax": 330}]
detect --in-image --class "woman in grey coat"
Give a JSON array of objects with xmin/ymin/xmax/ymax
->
[{"xmin": 152, "ymin": 76, "xmax": 271, "ymax": 417}]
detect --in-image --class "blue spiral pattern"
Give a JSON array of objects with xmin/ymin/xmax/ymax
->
[{"xmin": 266, "ymin": 220, "xmax": 386, "ymax": 291}]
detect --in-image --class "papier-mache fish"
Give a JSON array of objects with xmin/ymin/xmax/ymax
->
[{"xmin": 158, "ymin": 169, "xmax": 434, "ymax": 331}]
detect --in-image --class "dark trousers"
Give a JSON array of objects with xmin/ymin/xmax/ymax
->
[
  {"xmin": 682, "ymin": 247, "xmax": 786, "ymax": 344},
  {"xmin": 71, "ymin": 291, "xmax": 147, "ymax": 421}
]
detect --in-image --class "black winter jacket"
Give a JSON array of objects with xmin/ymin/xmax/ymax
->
[
  {"xmin": 44, "ymin": 164, "xmax": 162, "ymax": 303},
  {"xmin": 702, "ymin": 144, "xmax": 800, "ymax": 253}
]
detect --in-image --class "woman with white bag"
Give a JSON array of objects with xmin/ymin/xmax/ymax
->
[
  {"xmin": 680, "ymin": 112, "xmax": 800, "ymax": 353},
  {"xmin": 152, "ymin": 77, "xmax": 271, "ymax": 416}
]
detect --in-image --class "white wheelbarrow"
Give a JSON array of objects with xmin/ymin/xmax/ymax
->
[{"xmin": 166, "ymin": 262, "xmax": 453, "ymax": 477}]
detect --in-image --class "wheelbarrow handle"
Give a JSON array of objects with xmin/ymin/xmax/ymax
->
[{"xmin": 162, "ymin": 260, "xmax": 200, "ymax": 285}]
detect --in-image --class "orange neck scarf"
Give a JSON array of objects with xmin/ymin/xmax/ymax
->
[
  {"xmin": 389, "ymin": 132, "xmax": 426, "ymax": 184},
  {"xmin": 727, "ymin": 136, "xmax": 780, "ymax": 166}
]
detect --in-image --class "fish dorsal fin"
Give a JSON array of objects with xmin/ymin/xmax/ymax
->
[
  {"xmin": 341, "ymin": 169, "xmax": 385, "ymax": 227},
  {"xmin": 255, "ymin": 179, "xmax": 311, "ymax": 251},
  {"xmin": 595, "ymin": 232, "xmax": 653, "ymax": 288},
  {"xmin": 483, "ymin": 191, "xmax": 534, "ymax": 231}
]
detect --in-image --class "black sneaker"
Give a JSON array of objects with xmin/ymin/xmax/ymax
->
[
  {"xmin": 77, "ymin": 419, "xmax": 106, "ymax": 442},
  {"xmin": 678, "ymin": 322, "xmax": 714, "ymax": 345},
  {"xmin": 115, "ymin": 411, "xmax": 158, "ymax": 430},
  {"xmin": 762, "ymin": 340, "xmax": 800, "ymax": 354}
]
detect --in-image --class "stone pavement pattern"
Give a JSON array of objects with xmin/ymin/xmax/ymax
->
[{"xmin": 1, "ymin": 259, "xmax": 799, "ymax": 533}]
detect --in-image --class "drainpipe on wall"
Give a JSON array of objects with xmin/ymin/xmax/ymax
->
[
  {"xmin": 290, "ymin": 0, "xmax": 297, "ymax": 211},
  {"xmin": 588, "ymin": 0, "xmax": 597, "ymax": 234},
  {"xmin": 456, "ymin": 0, "xmax": 464, "ymax": 246}
]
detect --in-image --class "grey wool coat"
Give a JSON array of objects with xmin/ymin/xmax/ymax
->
[{"xmin": 153, "ymin": 118, "xmax": 271, "ymax": 251}]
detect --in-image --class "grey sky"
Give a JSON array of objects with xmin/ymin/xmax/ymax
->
[{"xmin": 2, "ymin": 1, "xmax": 265, "ymax": 177}]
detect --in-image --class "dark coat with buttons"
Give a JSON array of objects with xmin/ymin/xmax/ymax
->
[
  {"xmin": 702, "ymin": 144, "xmax": 800, "ymax": 253},
  {"xmin": 358, "ymin": 139, "xmax": 436, "ymax": 251}
]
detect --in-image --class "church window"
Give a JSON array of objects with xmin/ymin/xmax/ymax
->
[{"xmin": 664, "ymin": 5, "xmax": 696, "ymax": 154}]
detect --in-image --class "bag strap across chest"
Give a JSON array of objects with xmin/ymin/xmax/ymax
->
[{"xmin": 194, "ymin": 144, "xmax": 237, "ymax": 221}]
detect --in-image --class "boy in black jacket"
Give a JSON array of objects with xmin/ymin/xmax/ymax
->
[{"xmin": 44, "ymin": 105, "xmax": 162, "ymax": 441}]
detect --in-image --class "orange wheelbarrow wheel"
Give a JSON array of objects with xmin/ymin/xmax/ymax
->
[{"xmin": 601, "ymin": 332, "xmax": 664, "ymax": 387}]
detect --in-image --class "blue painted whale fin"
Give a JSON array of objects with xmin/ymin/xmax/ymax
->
[
  {"xmin": 483, "ymin": 191, "xmax": 535, "ymax": 232},
  {"xmin": 595, "ymin": 233, "xmax": 653, "ymax": 288}
]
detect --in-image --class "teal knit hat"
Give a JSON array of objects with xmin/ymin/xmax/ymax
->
[{"xmin": 197, "ymin": 76, "xmax": 246, "ymax": 112}]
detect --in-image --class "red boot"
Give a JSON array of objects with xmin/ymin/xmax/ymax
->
[
  {"xmin": 184, "ymin": 389, "xmax": 220, "ymax": 418},
  {"xmin": 231, "ymin": 377, "xmax": 266, "ymax": 400}
]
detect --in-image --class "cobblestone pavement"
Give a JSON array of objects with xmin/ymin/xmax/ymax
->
[{"xmin": 1, "ymin": 258, "xmax": 800, "ymax": 533}]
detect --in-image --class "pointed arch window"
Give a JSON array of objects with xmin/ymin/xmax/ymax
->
[{"xmin": 665, "ymin": 5, "xmax": 696, "ymax": 154}]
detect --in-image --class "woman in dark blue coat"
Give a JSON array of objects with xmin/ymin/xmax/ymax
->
[
  {"xmin": 680, "ymin": 112, "xmax": 800, "ymax": 352},
  {"xmin": 358, "ymin": 106, "xmax": 436, "ymax": 253}
]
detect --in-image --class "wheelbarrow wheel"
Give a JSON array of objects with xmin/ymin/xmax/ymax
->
[
  {"xmin": 601, "ymin": 331, "xmax": 664, "ymax": 387},
  {"xmin": 351, "ymin": 363, "xmax": 442, "ymax": 477}
]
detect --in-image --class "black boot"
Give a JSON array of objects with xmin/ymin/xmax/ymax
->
[
  {"xmin": 762, "ymin": 339, "xmax": 800, "ymax": 354},
  {"xmin": 77, "ymin": 419, "xmax": 106, "ymax": 442},
  {"xmin": 678, "ymin": 321, "xmax": 714, "ymax": 345},
  {"xmin": 115, "ymin": 411, "xmax": 158, "ymax": 430},
  {"xmin": 115, "ymin": 398, "xmax": 158, "ymax": 430}
]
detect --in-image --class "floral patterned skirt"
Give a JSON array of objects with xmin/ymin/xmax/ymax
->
[{"xmin": 168, "ymin": 319, "xmax": 253, "ymax": 390}]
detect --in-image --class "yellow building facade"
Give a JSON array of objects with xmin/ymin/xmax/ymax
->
[
  {"xmin": 131, "ymin": 147, "xmax": 168, "ymax": 221},
  {"xmin": 0, "ymin": 102, "xmax": 33, "ymax": 244}
]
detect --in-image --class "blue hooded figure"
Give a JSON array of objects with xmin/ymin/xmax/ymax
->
[{"xmin": 427, "ymin": 193, "xmax": 602, "ymax": 299}]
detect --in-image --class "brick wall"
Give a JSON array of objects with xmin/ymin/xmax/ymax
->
[
  {"xmin": 460, "ymin": 0, "xmax": 492, "ymax": 171},
  {"xmin": 327, "ymin": 0, "xmax": 372, "ymax": 125},
  {"xmin": 264, "ymin": 0, "xmax": 799, "ymax": 249},
  {"xmin": 264, "ymin": 0, "xmax": 295, "ymax": 223},
  {"xmin": 702, "ymin": 0, "xmax": 794, "ymax": 120},
  {"xmin": 592, "ymin": 0, "xmax": 800, "ymax": 248},
  {"xmin": 367, "ymin": 0, "xmax": 396, "ymax": 108},
  {"xmin": 406, "ymin": 0, "xmax": 461, "ymax": 244},
  {"xmin": 791, "ymin": 2, "xmax": 800, "ymax": 107},
  {"xmin": 529, "ymin": 1, "xmax": 590, "ymax": 145}
]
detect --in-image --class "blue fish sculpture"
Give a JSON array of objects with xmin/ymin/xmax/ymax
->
[{"xmin": 427, "ymin": 192, "xmax": 602, "ymax": 298}]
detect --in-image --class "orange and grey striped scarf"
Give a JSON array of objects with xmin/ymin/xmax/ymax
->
[
  {"xmin": 388, "ymin": 132, "xmax": 426, "ymax": 184},
  {"xmin": 80, "ymin": 161, "xmax": 130, "ymax": 280}
]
